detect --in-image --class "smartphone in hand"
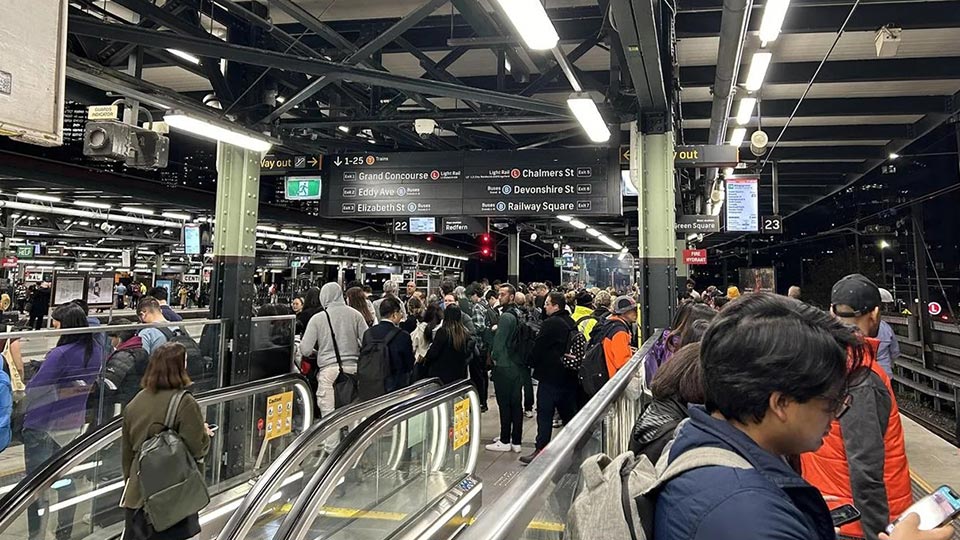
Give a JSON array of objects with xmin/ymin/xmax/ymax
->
[
  {"xmin": 831, "ymin": 504, "xmax": 861, "ymax": 527},
  {"xmin": 887, "ymin": 485, "xmax": 960, "ymax": 534}
]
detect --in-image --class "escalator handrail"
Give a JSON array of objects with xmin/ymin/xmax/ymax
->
[
  {"xmin": 459, "ymin": 334, "xmax": 660, "ymax": 540},
  {"xmin": 216, "ymin": 377, "xmax": 443, "ymax": 540},
  {"xmin": 274, "ymin": 380, "xmax": 480, "ymax": 540},
  {"xmin": 0, "ymin": 373, "xmax": 314, "ymax": 532}
]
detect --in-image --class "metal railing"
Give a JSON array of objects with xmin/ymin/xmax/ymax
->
[
  {"xmin": 216, "ymin": 377, "xmax": 442, "ymax": 540},
  {"xmin": 0, "ymin": 373, "xmax": 313, "ymax": 533},
  {"xmin": 459, "ymin": 334, "xmax": 659, "ymax": 540}
]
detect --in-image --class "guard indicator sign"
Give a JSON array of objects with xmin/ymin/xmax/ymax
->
[
  {"xmin": 265, "ymin": 391, "xmax": 293, "ymax": 441},
  {"xmin": 325, "ymin": 148, "xmax": 619, "ymax": 217},
  {"xmin": 453, "ymin": 397, "xmax": 470, "ymax": 450},
  {"xmin": 725, "ymin": 178, "xmax": 759, "ymax": 232},
  {"xmin": 285, "ymin": 176, "xmax": 322, "ymax": 201}
]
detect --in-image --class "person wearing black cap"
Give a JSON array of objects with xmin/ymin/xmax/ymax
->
[{"xmin": 800, "ymin": 274, "xmax": 912, "ymax": 540}]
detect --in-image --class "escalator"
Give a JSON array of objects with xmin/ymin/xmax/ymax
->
[
  {"xmin": 218, "ymin": 380, "xmax": 483, "ymax": 540},
  {"xmin": 0, "ymin": 375, "xmax": 442, "ymax": 540}
]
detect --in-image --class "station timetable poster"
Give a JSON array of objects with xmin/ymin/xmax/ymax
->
[
  {"xmin": 725, "ymin": 177, "xmax": 759, "ymax": 232},
  {"xmin": 323, "ymin": 148, "xmax": 620, "ymax": 217},
  {"xmin": 739, "ymin": 267, "xmax": 776, "ymax": 294}
]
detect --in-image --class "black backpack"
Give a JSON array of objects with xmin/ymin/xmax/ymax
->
[
  {"xmin": 578, "ymin": 320, "xmax": 629, "ymax": 397},
  {"xmin": 356, "ymin": 327, "xmax": 400, "ymax": 402},
  {"xmin": 158, "ymin": 328, "xmax": 210, "ymax": 388},
  {"xmin": 507, "ymin": 308, "xmax": 539, "ymax": 367},
  {"xmin": 562, "ymin": 327, "xmax": 588, "ymax": 371}
]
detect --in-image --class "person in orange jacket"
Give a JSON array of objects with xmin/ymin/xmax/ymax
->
[
  {"xmin": 598, "ymin": 296, "xmax": 638, "ymax": 378},
  {"xmin": 801, "ymin": 274, "xmax": 912, "ymax": 540}
]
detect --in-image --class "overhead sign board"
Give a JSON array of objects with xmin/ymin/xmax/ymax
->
[
  {"xmin": 441, "ymin": 217, "xmax": 485, "ymax": 235},
  {"xmin": 619, "ymin": 144, "xmax": 739, "ymax": 168},
  {"xmin": 1, "ymin": 256, "xmax": 17, "ymax": 269},
  {"xmin": 285, "ymin": 176, "xmax": 322, "ymax": 201},
  {"xmin": 725, "ymin": 178, "xmax": 759, "ymax": 232},
  {"xmin": 676, "ymin": 215, "xmax": 720, "ymax": 233},
  {"xmin": 261, "ymin": 154, "xmax": 322, "ymax": 175},
  {"xmin": 45, "ymin": 246, "xmax": 63, "ymax": 256},
  {"xmin": 182, "ymin": 274, "xmax": 201, "ymax": 283},
  {"xmin": 674, "ymin": 145, "xmax": 740, "ymax": 168},
  {"xmin": 184, "ymin": 225, "xmax": 201, "ymax": 255},
  {"xmin": 682, "ymin": 249, "xmax": 708, "ymax": 265},
  {"xmin": 761, "ymin": 215, "xmax": 783, "ymax": 234},
  {"xmin": 409, "ymin": 217, "xmax": 436, "ymax": 234},
  {"xmin": 325, "ymin": 148, "xmax": 619, "ymax": 218},
  {"xmin": 15, "ymin": 246, "xmax": 33, "ymax": 258}
]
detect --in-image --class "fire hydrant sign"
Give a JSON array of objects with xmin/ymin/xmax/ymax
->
[
  {"xmin": 683, "ymin": 249, "xmax": 708, "ymax": 265},
  {"xmin": 453, "ymin": 398, "xmax": 470, "ymax": 450},
  {"xmin": 265, "ymin": 391, "xmax": 293, "ymax": 441}
]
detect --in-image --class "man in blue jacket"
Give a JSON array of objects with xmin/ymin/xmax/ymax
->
[{"xmin": 654, "ymin": 293, "xmax": 864, "ymax": 540}]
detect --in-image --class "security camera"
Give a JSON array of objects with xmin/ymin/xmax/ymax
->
[{"xmin": 414, "ymin": 118, "xmax": 438, "ymax": 139}]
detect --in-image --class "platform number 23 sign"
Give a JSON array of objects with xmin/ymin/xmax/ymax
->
[{"xmin": 762, "ymin": 215, "xmax": 783, "ymax": 234}]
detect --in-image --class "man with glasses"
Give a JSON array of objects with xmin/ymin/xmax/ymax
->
[
  {"xmin": 801, "ymin": 274, "xmax": 912, "ymax": 540},
  {"xmin": 655, "ymin": 293, "xmax": 867, "ymax": 540}
]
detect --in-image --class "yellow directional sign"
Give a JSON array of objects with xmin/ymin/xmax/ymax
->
[{"xmin": 260, "ymin": 154, "xmax": 323, "ymax": 174}]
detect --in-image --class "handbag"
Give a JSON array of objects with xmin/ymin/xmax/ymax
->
[
  {"xmin": 138, "ymin": 390, "xmax": 210, "ymax": 532},
  {"xmin": 323, "ymin": 311, "xmax": 358, "ymax": 409}
]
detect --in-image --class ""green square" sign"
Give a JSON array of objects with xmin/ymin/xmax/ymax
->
[{"xmin": 285, "ymin": 176, "xmax": 322, "ymax": 201}]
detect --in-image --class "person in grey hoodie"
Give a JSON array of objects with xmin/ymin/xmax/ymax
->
[{"xmin": 299, "ymin": 283, "xmax": 369, "ymax": 416}]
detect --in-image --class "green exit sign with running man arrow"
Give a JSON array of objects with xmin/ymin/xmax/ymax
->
[{"xmin": 285, "ymin": 176, "xmax": 322, "ymax": 200}]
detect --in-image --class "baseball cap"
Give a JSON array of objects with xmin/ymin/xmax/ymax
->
[
  {"xmin": 831, "ymin": 274, "xmax": 881, "ymax": 317},
  {"xmin": 612, "ymin": 295, "xmax": 638, "ymax": 315}
]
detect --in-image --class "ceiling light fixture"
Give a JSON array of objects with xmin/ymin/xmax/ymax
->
[
  {"xmin": 569, "ymin": 219, "xmax": 588, "ymax": 230},
  {"xmin": 161, "ymin": 212, "xmax": 191, "ymax": 221},
  {"xmin": 745, "ymin": 52, "xmax": 773, "ymax": 91},
  {"xmin": 166, "ymin": 49, "xmax": 201, "ymax": 65},
  {"xmin": 72, "ymin": 200, "xmax": 112, "ymax": 210},
  {"xmin": 493, "ymin": 0, "xmax": 559, "ymax": 50},
  {"xmin": 735, "ymin": 97, "xmax": 757, "ymax": 126},
  {"xmin": 586, "ymin": 228, "xmax": 602, "ymax": 238},
  {"xmin": 567, "ymin": 93, "xmax": 611, "ymax": 143},
  {"xmin": 728, "ymin": 128, "xmax": 747, "ymax": 147},
  {"xmin": 557, "ymin": 215, "xmax": 573, "ymax": 222},
  {"xmin": 164, "ymin": 111, "xmax": 275, "ymax": 153},
  {"xmin": 337, "ymin": 125, "xmax": 350, "ymax": 134},
  {"xmin": 17, "ymin": 192, "xmax": 61, "ymax": 203},
  {"xmin": 758, "ymin": 0, "xmax": 791, "ymax": 43},
  {"xmin": 121, "ymin": 206, "xmax": 154, "ymax": 215}
]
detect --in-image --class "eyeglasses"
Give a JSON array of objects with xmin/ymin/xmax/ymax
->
[{"xmin": 827, "ymin": 393, "xmax": 853, "ymax": 419}]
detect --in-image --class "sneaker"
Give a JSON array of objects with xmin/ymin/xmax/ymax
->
[
  {"xmin": 512, "ymin": 443, "xmax": 522, "ymax": 453},
  {"xmin": 485, "ymin": 440, "xmax": 513, "ymax": 452},
  {"xmin": 519, "ymin": 450, "xmax": 541, "ymax": 464},
  {"xmin": 524, "ymin": 409, "xmax": 534, "ymax": 418},
  {"xmin": 552, "ymin": 419, "xmax": 563, "ymax": 428}
]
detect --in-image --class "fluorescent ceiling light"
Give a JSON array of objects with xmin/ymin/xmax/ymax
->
[
  {"xmin": 557, "ymin": 215, "xmax": 573, "ymax": 222},
  {"xmin": 322, "ymin": 234, "xmax": 339, "ymax": 240},
  {"xmin": 745, "ymin": 52, "xmax": 773, "ymax": 91},
  {"xmin": 17, "ymin": 192, "xmax": 60, "ymax": 203},
  {"xmin": 567, "ymin": 93, "xmax": 610, "ymax": 143},
  {"xmin": 121, "ymin": 206, "xmax": 154, "ymax": 215},
  {"xmin": 276, "ymin": 96, "xmax": 286, "ymax": 104},
  {"xmin": 256, "ymin": 225, "xmax": 278, "ymax": 232},
  {"xmin": 735, "ymin": 97, "xmax": 757, "ymax": 126},
  {"xmin": 493, "ymin": 0, "xmax": 559, "ymax": 50},
  {"xmin": 728, "ymin": 128, "xmax": 747, "ymax": 146},
  {"xmin": 280, "ymin": 229, "xmax": 300, "ymax": 235},
  {"xmin": 161, "ymin": 212, "xmax": 191, "ymax": 221},
  {"xmin": 302, "ymin": 231, "xmax": 320, "ymax": 238},
  {"xmin": 337, "ymin": 125, "xmax": 350, "ymax": 133},
  {"xmin": 73, "ymin": 200, "xmax": 112, "ymax": 210},
  {"xmin": 569, "ymin": 219, "xmax": 588, "ymax": 230},
  {"xmin": 166, "ymin": 49, "xmax": 201, "ymax": 65},
  {"xmin": 586, "ymin": 228, "xmax": 602, "ymax": 238},
  {"xmin": 889, "ymin": 153, "xmax": 900, "ymax": 160},
  {"xmin": 164, "ymin": 112, "xmax": 274, "ymax": 153},
  {"xmin": 759, "ymin": 0, "xmax": 791, "ymax": 43}
]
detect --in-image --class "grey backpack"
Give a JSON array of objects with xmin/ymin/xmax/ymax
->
[
  {"xmin": 137, "ymin": 390, "xmax": 210, "ymax": 532},
  {"xmin": 566, "ymin": 447, "xmax": 753, "ymax": 540}
]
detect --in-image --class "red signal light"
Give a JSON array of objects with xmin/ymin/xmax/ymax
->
[
  {"xmin": 481, "ymin": 234, "xmax": 491, "ymax": 243},
  {"xmin": 426, "ymin": 235, "xmax": 434, "ymax": 242},
  {"xmin": 481, "ymin": 247, "xmax": 491, "ymax": 256}
]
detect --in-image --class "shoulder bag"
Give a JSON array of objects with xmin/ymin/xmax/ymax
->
[{"xmin": 324, "ymin": 310, "xmax": 358, "ymax": 408}]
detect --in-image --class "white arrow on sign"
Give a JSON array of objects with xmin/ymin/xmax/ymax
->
[
  {"xmin": 308, "ymin": 157, "xmax": 319, "ymax": 167},
  {"xmin": 334, "ymin": 157, "xmax": 342, "ymax": 166}
]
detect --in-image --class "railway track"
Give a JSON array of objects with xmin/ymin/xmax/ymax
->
[{"xmin": 900, "ymin": 405, "xmax": 959, "ymax": 447}]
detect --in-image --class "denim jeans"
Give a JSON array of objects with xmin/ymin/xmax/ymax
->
[{"xmin": 23, "ymin": 428, "xmax": 75, "ymax": 540}]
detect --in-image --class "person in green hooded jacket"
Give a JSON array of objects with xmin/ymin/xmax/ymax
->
[{"xmin": 485, "ymin": 284, "xmax": 526, "ymax": 453}]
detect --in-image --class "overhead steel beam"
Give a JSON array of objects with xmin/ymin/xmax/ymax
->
[
  {"xmin": 685, "ymin": 124, "xmax": 914, "ymax": 143},
  {"xmin": 377, "ymin": 46, "xmax": 469, "ymax": 117},
  {"xmin": 280, "ymin": 112, "xmax": 558, "ymax": 128},
  {"xmin": 682, "ymin": 56, "xmax": 960, "ymax": 87},
  {"xmin": 261, "ymin": 0, "xmax": 450, "ymax": 123},
  {"xmin": 451, "ymin": 0, "xmax": 531, "ymax": 82},
  {"xmin": 705, "ymin": 0, "xmax": 752, "ymax": 145},
  {"xmin": 190, "ymin": 0, "xmax": 320, "ymax": 58},
  {"xmin": 68, "ymin": 18, "xmax": 572, "ymax": 117},
  {"xmin": 681, "ymin": 96, "xmax": 950, "ymax": 118},
  {"xmin": 609, "ymin": 0, "xmax": 669, "ymax": 114},
  {"xmin": 519, "ymin": 35, "xmax": 603, "ymax": 97},
  {"xmin": 785, "ymin": 89, "xmax": 960, "ymax": 219}
]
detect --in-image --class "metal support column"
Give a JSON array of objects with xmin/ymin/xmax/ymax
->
[
  {"xmin": 911, "ymin": 203, "xmax": 933, "ymax": 369},
  {"xmin": 633, "ymin": 122, "xmax": 676, "ymax": 339},
  {"xmin": 771, "ymin": 162, "xmax": 780, "ymax": 216},
  {"xmin": 209, "ymin": 142, "xmax": 261, "ymax": 478},
  {"xmin": 508, "ymin": 232, "xmax": 520, "ymax": 285}
]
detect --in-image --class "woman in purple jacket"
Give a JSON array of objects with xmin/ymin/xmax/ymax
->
[{"xmin": 23, "ymin": 303, "xmax": 104, "ymax": 540}]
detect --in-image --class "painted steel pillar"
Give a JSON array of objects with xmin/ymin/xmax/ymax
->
[{"xmin": 631, "ymin": 122, "xmax": 676, "ymax": 339}]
